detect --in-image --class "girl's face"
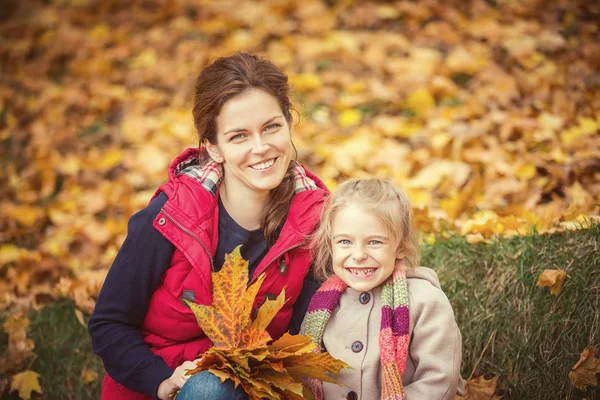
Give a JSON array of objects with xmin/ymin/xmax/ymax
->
[
  {"xmin": 206, "ymin": 88, "xmax": 293, "ymax": 197},
  {"xmin": 331, "ymin": 203, "xmax": 403, "ymax": 292}
]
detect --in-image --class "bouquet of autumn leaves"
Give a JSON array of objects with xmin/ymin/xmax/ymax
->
[{"xmin": 182, "ymin": 246, "xmax": 349, "ymax": 400}]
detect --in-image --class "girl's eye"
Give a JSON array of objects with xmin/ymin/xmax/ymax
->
[
  {"xmin": 264, "ymin": 123, "xmax": 281, "ymax": 132},
  {"xmin": 339, "ymin": 239, "xmax": 352, "ymax": 245},
  {"xmin": 368, "ymin": 240, "xmax": 383, "ymax": 245}
]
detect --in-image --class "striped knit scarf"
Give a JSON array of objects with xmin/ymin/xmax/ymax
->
[{"xmin": 303, "ymin": 262, "xmax": 410, "ymax": 400}]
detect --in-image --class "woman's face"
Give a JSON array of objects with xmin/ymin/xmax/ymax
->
[{"xmin": 206, "ymin": 88, "xmax": 293, "ymax": 197}]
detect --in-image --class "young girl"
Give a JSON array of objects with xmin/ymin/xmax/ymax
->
[{"xmin": 303, "ymin": 179, "xmax": 464, "ymax": 400}]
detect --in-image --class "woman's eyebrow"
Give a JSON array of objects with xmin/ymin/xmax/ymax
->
[
  {"xmin": 222, "ymin": 115, "xmax": 283, "ymax": 136},
  {"xmin": 261, "ymin": 115, "xmax": 283, "ymax": 125}
]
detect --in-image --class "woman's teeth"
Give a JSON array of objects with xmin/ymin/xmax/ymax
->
[
  {"xmin": 251, "ymin": 158, "xmax": 275, "ymax": 170},
  {"xmin": 346, "ymin": 268, "xmax": 376, "ymax": 276}
]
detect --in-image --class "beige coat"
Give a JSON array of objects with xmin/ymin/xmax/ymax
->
[{"xmin": 304, "ymin": 267, "xmax": 465, "ymax": 400}]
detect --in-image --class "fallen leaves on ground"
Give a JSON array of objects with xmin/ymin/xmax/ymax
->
[
  {"xmin": 0, "ymin": 0, "xmax": 598, "ymax": 388},
  {"xmin": 10, "ymin": 370, "xmax": 42, "ymax": 400},
  {"xmin": 184, "ymin": 246, "xmax": 349, "ymax": 400},
  {"xmin": 0, "ymin": 314, "xmax": 35, "ymax": 374},
  {"xmin": 569, "ymin": 346, "xmax": 600, "ymax": 391},
  {"xmin": 536, "ymin": 269, "xmax": 568, "ymax": 295}
]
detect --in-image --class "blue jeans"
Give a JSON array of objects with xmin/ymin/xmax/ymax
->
[{"xmin": 177, "ymin": 371, "xmax": 248, "ymax": 400}]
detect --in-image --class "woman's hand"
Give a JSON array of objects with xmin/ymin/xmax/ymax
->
[{"xmin": 156, "ymin": 358, "xmax": 202, "ymax": 400}]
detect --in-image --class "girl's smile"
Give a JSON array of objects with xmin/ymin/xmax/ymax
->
[{"xmin": 344, "ymin": 267, "xmax": 378, "ymax": 278}]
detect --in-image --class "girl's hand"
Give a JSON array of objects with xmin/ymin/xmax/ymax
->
[{"xmin": 157, "ymin": 358, "xmax": 202, "ymax": 400}]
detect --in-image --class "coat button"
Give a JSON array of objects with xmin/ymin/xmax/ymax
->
[
  {"xmin": 346, "ymin": 391, "xmax": 358, "ymax": 400},
  {"xmin": 158, "ymin": 217, "xmax": 166, "ymax": 226},
  {"xmin": 359, "ymin": 292, "xmax": 370, "ymax": 304},
  {"xmin": 351, "ymin": 341, "xmax": 363, "ymax": 353}
]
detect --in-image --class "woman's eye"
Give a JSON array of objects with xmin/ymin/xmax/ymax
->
[
  {"xmin": 264, "ymin": 123, "xmax": 281, "ymax": 132},
  {"xmin": 230, "ymin": 133, "xmax": 247, "ymax": 142}
]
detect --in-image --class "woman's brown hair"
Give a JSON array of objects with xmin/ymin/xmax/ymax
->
[{"xmin": 192, "ymin": 52, "xmax": 296, "ymax": 247}]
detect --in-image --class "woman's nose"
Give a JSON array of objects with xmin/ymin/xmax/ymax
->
[{"xmin": 251, "ymin": 135, "xmax": 269, "ymax": 154}]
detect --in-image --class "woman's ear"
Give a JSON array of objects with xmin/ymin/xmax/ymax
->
[{"xmin": 205, "ymin": 141, "xmax": 223, "ymax": 163}]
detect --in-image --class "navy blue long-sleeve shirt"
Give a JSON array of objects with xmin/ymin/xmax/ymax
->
[{"xmin": 88, "ymin": 193, "xmax": 320, "ymax": 398}]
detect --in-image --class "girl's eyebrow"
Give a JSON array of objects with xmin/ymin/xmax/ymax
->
[
  {"xmin": 367, "ymin": 235, "xmax": 389, "ymax": 240},
  {"xmin": 332, "ymin": 234, "xmax": 350, "ymax": 241},
  {"xmin": 222, "ymin": 115, "xmax": 283, "ymax": 136},
  {"xmin": 332, "ymin": 234, "xmax": 389, "ymax": 240}
]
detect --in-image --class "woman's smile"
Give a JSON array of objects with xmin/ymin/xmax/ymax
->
[{"xmin": 249, "ymin": 157, "xmax": 277, "ymax": 171}]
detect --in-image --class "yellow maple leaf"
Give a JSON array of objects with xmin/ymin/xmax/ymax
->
[
  {"xmin": 536, "ymin": 269, "xmax": 568, "ymax": 295},
  {"xmin": 0, "ymin": 245, "xmax": 20, "ymax": 265},
  {"xmin": 81, "ymin": 369, "xmax": 98, "ymax": 384},
  {"xmin": 338, "ymin": 109, "xmax": 362, "ymax": 127},
  {"xmin": 569, "ymin": 346, "xmax": 600, "ymax": 390},
  {"xmin": 290, "ymin": 73, "xmax": 322, "ymax": 92},
  {"xmin": 404, "ymin": 88, "xmax": 435, "ymax": 117},
  {"xmin": 514, "ymin": 163, "xmax": 536, "ymax": 180},
  {"xmin": 185, "ymin": 246, "xmax": 349, "ymax": 400},
  {"xmin": 10, "ymin": 370, "xmax": 42, "ymax": 400}
]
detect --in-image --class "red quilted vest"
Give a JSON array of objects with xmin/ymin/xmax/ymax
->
[{"xmin": 101, "ymin": 148, "xmax": 328, "ymax": 399}]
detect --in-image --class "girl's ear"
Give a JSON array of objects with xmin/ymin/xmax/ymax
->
[
  {"xmin": 205, "ymin": 141, "xmax": 223, "ymax": 163},
  {"xmin": 396, "ymin": 249, "xmax": 406, "ymax": 260}
]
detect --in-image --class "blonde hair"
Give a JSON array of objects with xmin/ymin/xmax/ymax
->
[{"xmin": 311, "ymin": 178, "xmax": 420, "ymax": 282}]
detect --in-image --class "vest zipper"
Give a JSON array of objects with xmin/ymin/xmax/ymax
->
[
  {"xmin": 160, "ymin": 209, "xmax": 214, "ymax": 271},
  {"xmin": 248, "ymin": 242, "xmax": 304, "ymax": 286}
]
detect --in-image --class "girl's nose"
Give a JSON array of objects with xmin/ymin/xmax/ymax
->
[{"xmin": 351, "ymin": 251, "xmax": 368, "ymax": 261}]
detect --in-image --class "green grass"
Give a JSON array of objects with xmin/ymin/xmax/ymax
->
[
  {"xmin": 424, "ymin": 223, "xmax": 600, "ymax": 400},
  {"xmin": 1, "ymin": 224, "xmax": 599, "ymax": 399},
  {"xmin": 0, "ymin": 299, "xmax": 103, "ymax": 400}
]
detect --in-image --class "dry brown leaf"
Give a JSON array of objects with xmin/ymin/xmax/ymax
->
[
  {"xmin": 455, "ymin": 376, "xmax": 502, "ymax": 400},
  {"xmin": 569, "ymin": 346, "xmax": 600, "ymax": 391},
  {"xmin": 536, "ymin": 269, "xmax": 568, "ymax": 295},
  {"xmin": 1, "ymin": 314, "xmax": 35, "ymax": 374}
]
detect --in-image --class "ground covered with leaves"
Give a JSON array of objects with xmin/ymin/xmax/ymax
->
[{"xmin": 0, "ymin": 0, "xmax": 599, "ymax": 399}]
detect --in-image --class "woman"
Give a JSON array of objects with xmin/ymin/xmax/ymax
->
[{"xmin": 89, "ymin": 53, "xmax": 329, "ymax": 400}]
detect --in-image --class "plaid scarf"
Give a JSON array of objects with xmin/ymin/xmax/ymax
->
[{"xmin": 303, "ymin": 262, "xmax": 410, "ymax": 400}]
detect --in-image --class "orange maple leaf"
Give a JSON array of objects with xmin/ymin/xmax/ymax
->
[
  {"xmin": 536, "ymin": 269, "xmax": 568, "ymax": 295},
  {"xmin": 455, "ymin": 376, "xmax": 502, "ymax": 400},
  {"xmin": 184, "ymin": 246, "xmax": 349, "ymax": 400}
]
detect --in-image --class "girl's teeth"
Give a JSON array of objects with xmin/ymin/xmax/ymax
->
[{"xmin": 348, "ymin": 268, "xmax": 375, "ymax": 276}]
